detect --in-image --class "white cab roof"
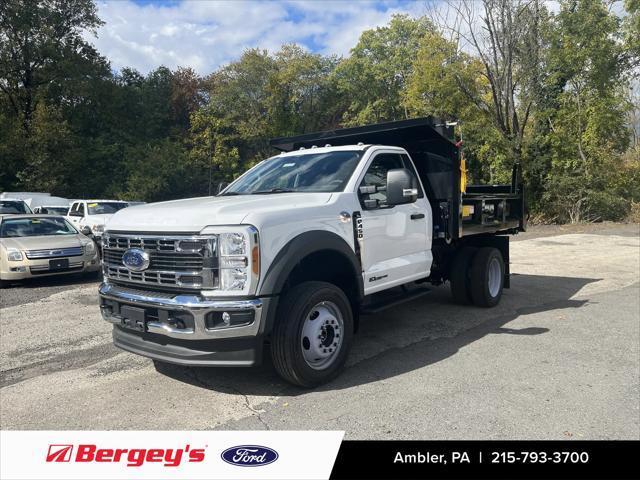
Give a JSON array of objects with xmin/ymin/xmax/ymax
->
[{"xmin": 277, "ymin": 144, "xmax": 406, "ymax": 157}]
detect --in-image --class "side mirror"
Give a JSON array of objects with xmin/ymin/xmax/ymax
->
[
  {"xmin": 386, "ymin": 168, "xmax": 418, "ymax": 206},
  {"xmin": 81, "ymin": 226, "xmax": 93, "ymax": 236}
]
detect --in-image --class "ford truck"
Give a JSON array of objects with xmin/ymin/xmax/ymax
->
[{"xmin": 98, "ymin": 117, "xmax": 526, "ymax": 387}]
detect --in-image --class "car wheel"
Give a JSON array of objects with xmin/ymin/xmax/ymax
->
[
  {"xmin": 271, "ymin": 281, "xmax": 353, "ymax": 388},
  {"xmin": 449, "ymin": 246, "xmax": 477, "ymax": 305},
  {"xmin": 469, "ymin": 247, "xmax": 504, "ymax": 307}
]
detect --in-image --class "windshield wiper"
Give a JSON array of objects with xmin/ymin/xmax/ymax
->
[
  {"xmin": 251, "ymin": 188, "xmax": 297, "ymax": 194},
  {"xmin": 219, "ymin": 191, "xmax": 242, "ymax": 196}
]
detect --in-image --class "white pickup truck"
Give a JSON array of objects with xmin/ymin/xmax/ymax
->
[
  {"xmin": 67, "ymin": 199, "xmax": 129, "ymax": 245},
  {"xmin": 99, "ymin": 118, "xmax": 526, "ymax": 387}
]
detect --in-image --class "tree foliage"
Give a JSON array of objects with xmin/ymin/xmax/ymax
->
[{"xmin": 0, "ymin": 0, "xmax": 637, "ymax": 222}]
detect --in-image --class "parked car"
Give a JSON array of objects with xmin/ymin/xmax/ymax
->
[
  {"xmin": 0, "ymin": 199, "xmax": 32, "ymax": 215},
  {"xmin": 32, "ymin": 205, "xmax": 70, "ymax": 215},
  {"xmin": 66, "ymin": 199, "xmax": 129, "ymax": 245},
  {"xmin": 27, "ymin": 195, "xmax": 71, "ymax": 216},
  {"xmin": 98, "ymin": 117, "xmax": 526, "ymax": 387},
  {"xmin": 0, "ymin": 215, "xmax": 100, "ymax": 287}
]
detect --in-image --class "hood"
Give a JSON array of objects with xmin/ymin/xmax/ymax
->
[
  {"xmin": 106, "ymin": 193, "xmax": 334, "ymax": 233},
  {"xmin": 2, "ymin": 234, "xmax": 86, "ymax": 251}
]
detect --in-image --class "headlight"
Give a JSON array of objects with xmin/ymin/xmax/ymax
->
[
  {"xmin": 200, "ymin": 226, "xmax": 260, "ymax": 296},
  {"xmin": 6, "ymin": 248, "xmax": 23, "ymax": 261},
  {"xmin": 92, "ymin": 224, "xmax": 104, "ymax": 234},
  {"xmin": 83, "ymin": 242, "xmax": 96, "ymax": 254},
  {"xmin": 220, "ymin": 232, "xmax": 246, "ymax": 256}
]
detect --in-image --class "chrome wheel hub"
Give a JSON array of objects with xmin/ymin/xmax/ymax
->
[{"xmin": 301, "ymin": 301, "xmax": 344, "ymax": 370}]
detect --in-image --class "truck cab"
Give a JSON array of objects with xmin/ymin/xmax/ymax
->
[{"xmin": 98, "ymin": 117, "xmax": 525, "ymax": 387}]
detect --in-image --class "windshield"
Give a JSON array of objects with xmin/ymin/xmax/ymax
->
[
  {"xmin": 222, "ymin": 151, "xmax": 363, "ymax": 195},
  {"xmin": 40, "ymin": 206, "xmax": 69, "ymax": 215},
  {"xmin": 87, "ymin": 202, "xmax": 128, "ymax": 215},
  {"xmin": 0, "ymin": 200, "xmax": 32, "ymax": 214},
  {"xmin": 0, "ymin": 217, "xmax": 77, "ymax": 238}
]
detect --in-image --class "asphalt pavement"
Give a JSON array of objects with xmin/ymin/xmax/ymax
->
[{"xmin": 0, "ymin": 223, "xmax": 638, "ymax": 439}]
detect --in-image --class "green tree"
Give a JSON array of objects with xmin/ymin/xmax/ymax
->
[
  {"xmin": 540, "ymin": 0, "xmax": 633, "ymax": 222},
  {"xmin": 14, "ymin": 103, "xmax": 77, "ymax": 194},
  {"xmin": 335, "ymin": 15, "xmax": 435, "ymax": 125},
  {"xmin": 405, "ymin": 31, "xmax": 511, "ymax": 183},
  {"xmin": 0, "ymin": 0, "xmax": 104, "ymax": 132},
  {"xmin": 268, "ymin": 44, "xmax": 341, "ymax": 135},
  {"xmin": 122, "ymin": 139, "xmax": 201, "ymax": 202}
]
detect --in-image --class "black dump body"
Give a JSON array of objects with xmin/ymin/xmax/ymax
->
[{"xmin": 270, "ymin": 117, "xmax": 526, "ymax": 242}]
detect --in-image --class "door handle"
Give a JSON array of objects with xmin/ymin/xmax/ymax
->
[{"xmin": 410, "ymin": 213, "xmax": 425, "ymax": 220}]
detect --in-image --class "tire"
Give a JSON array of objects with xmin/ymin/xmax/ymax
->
[
  {"xmin": 469, "ymin": 247, "xmax": 504, "ymax": 307},
  {"xmin": 271, "ymin": 281, "xmax": 354, "ymax": 388},
  {"xmin": 449, "ymin": 247, "xmax": 477, "ymax": 305}
]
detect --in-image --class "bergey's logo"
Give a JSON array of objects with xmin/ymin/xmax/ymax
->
[
  {"xmin": 46, "ymin": 445, "xmax": 73, "ymax": 462},
  {"xmin": 221, "ymin": 445, "xmax": 279, "ymax": 467},
  {"xmin": 45, "ymin": 444, "xmax": 205, "ymax": 467}
]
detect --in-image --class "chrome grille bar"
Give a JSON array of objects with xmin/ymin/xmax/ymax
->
[{"xmin": 26, "ymin": 246, "xmax": 83, "ymax": 259}]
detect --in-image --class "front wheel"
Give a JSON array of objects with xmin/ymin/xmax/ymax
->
[{"xmin": 271, "ymin": 281, "xmax": 354, "ymax": 388}]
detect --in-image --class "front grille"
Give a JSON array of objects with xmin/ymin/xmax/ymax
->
[
  {"xmin": 26, "ymin": 246, "xmax": 83, "ymax": 259},
  {"xmin": 102, "ymin": 233, "xmax": 216, "ymax": 290},
  {"xmin": 102, "ymin": 249, "xmax": 204, "ymax": 271}
]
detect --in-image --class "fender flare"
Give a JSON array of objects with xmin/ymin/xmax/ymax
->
[{"xmin": 258, "ymin": 230, "xmax": 364, "ymax": 334}]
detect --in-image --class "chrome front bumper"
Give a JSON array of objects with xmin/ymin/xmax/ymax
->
[{"xmin": 99, "ymin": 282, "xmax": 263, "ymax": 340}]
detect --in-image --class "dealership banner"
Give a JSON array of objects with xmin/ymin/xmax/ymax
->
[
  {"xmin": 2, "ymin": 432, "xmax": 638, "ymax": 479},
  {"xmin": 0, "ymin": 430, "xmax": 343, "ymax": 480}
]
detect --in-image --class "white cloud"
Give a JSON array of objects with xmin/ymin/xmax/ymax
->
[{"xmin": 87, "ymin": 0, "xmax": 426, "ymax": 74}]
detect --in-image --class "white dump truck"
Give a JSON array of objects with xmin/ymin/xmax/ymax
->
[{"xmin": 98, "ymin": 118, "xmax": 526, "ymax": 387}]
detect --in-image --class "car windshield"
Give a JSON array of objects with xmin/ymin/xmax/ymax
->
[
  {"xmin": 222, "ymin": 151, "xmax": 363, "ymax": 195},
  {"xmin": 0, "ymin": 200, "xmax": 31, "ymax": 214},
  {"xmin": 0, "ymin": 217, "xmax": 77, "ymax": 238},
  {"xmin": 40, "ymin": 207, "xmax": 69, "ymax": 215},
  {"xmin": 87, "ymin": 202, "xmax": 128, "ymax": 215}
]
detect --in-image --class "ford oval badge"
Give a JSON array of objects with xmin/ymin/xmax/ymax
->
[
  {"xmin": 221, "ymin": 445, "xmax": 279, "ymax": 467},
  {"xmin": 122, "ymin": 248, "xmax": 150, "ymax": 272}
]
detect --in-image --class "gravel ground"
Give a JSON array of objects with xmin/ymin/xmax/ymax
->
[{"xmin": 0, "ymin": 223, "xmax": 638, "ymax": 439}]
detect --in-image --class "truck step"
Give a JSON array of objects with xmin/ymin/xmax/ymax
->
[{"xmin": 360, "ymin": 287, "xmax": 430, "ymax": 315}]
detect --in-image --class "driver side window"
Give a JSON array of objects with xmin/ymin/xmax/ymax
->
[{"xmin": 360, "ymin": 153, "xmax": 404, "ymax": 206}]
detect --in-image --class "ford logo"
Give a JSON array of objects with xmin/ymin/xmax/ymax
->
[
  {"xmin": 122, "ymin": 248, "xmax": 150, "ymax": 272},
  {"xmin": 221, "ymin": 445, "xmax": 279, "ymax": 467}
]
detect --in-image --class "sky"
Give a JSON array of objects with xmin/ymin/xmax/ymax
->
[{"xmin": 88, "ymin": 0, "xmax": 428, "ymax": 75}]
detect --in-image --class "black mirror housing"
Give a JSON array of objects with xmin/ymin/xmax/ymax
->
[
  {"xmin": 386, "ymin": 168, "xmax": 418, "ymax": 205},
  {"xmin": 81, "ymin": 226, "xmax": 93, "ymax": 236}
]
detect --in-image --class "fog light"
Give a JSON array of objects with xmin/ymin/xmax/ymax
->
[{"xmin": 205, "ymin": 310, "xmax": 255, "ymax": 330}]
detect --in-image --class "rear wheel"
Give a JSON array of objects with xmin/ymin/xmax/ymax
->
[
  {"xmin": 271, "ymin": 281, "xmax": 353, "ymax": 388},
  {"xmin": 469, "ymin": 247, "xmax": 504, "ymax": 307},
  {"xmin": 449, "ymin": 247, "xmax": 477, "ymax": 304}
]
